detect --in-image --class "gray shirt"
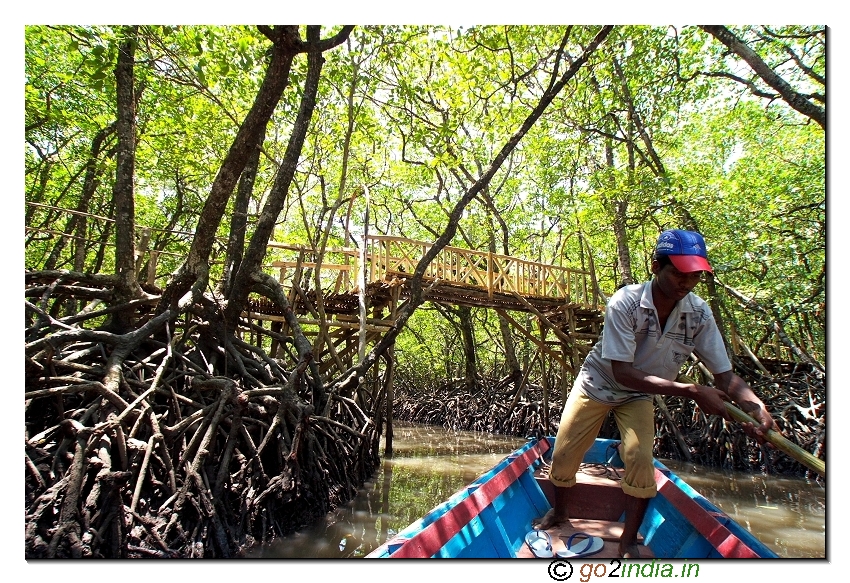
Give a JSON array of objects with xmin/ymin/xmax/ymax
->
[{"xmin": 577, "ymin": 281, "xmax": 732, "ymax": 405}]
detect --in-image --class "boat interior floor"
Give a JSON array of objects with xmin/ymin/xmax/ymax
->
[
  {"xmin": 516, "ymin": 517, "xmax": 654, "ymax": 559},
  {"xmin": 519, "ymin": 464, "xmax": 654, "ymax": 559}
]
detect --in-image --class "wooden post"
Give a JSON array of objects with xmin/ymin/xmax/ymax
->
[
  {"xmin": 487, "ymin": 251, "xmax": 494, "ymax": 299},
  {"xmin": 146, "ymin": 249, "xmax": 159, "ymax": 287},
  {"xmin": 384, "ymin": 343, "xmax": 395, "ymax": 458},
  {"xmin": 729, "ymin": 321, "xmax": 740, "ymax": 356},
  {"xmin": 358, "ymin": 187, "xmax": 370, "ymax": 364},
  {"xmin": 370, "ymin": 238, "xmax": 378, "ymax": 283},
  {"xmin": 539, "ymin": 318, "xmax": 550, "ymax": 431},
  {"xmin": 283, "ymin": 250, "xmax": 305, "ymax": 337},
  {"xmin": 569, "ymin": 307, "xmax": 579, "ymax": 374},
  {"xmin": 514, "ymin": 262, "xmax": 520, "ymax": 295},
  {"xmin": 135, "ymin": 227, "xmax": 151, "ymax": 280}
]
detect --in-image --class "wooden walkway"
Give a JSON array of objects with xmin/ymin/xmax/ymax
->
[
  {"xmin": 26, "ymin": 202, "xmax": 808, "ymax": 372},
  {"xmin": 244, "ymin": 235, "xmax": 606, "ymax": 381},
  {"xmin": 24, "ymin": 201, "xmax": 607, "ymax": 383}
]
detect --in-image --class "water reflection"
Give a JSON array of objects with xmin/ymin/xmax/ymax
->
[
  {"xmin": 246, "ymin": 423, "xmax": 526, "ymax": 558},
  {"xmin": 246, "ymin": 423, "xmax": 824, "ymax": 559},
  {"xmin": 659, "ymin": 459, "xmax": 825, "ymax": 558}
]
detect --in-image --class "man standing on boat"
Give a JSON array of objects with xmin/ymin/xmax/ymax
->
[{"xmin": 534, "ymin": 229, "xmax": 777, "ymax": 558}]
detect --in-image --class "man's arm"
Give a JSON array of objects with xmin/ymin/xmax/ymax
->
[
  {"xmin": 610, "ymin": 360, "xmax": 731, "ymax": 418},
  {"xmin": 611, "ymin": 361, "xmax": 777, "ymax": 443}
]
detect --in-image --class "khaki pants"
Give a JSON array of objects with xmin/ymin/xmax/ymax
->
[{"xmin": 548, "ymin": 388, "xmax": 658, "ymax": 499}]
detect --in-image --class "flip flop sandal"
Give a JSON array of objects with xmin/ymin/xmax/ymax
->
[
  {"xmin": 524, "ymin": 529, "xmax": 554, "ymax": 558},
  {"xmin": 556, "ymin": 532, "xmax": 605, "ymax": 558}
]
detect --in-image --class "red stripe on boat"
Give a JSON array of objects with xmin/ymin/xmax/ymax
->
[
  {"xmin": 654, "ymin": 468, "xmax": 760, "ymax": 559},
  {"xmin": 390, "ymin": 438, "xmax": 551, "ymax": 558}
]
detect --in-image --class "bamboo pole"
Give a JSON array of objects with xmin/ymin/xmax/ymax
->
[{"xmin": 724, "ymin": 402, "xmax": 825, "ymax": 477}]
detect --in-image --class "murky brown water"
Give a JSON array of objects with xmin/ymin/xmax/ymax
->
[
  {"xmin": 658, "ymin": 458, "xmax": 825, "ymax": 558},
  {"xmin": 246, "ymin": 423, "xmax": 825, "ymax": 559}
]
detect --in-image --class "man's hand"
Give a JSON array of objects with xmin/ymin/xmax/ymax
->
[
  {"xmin": 736, "ymin": 400, "xmax": 777, "ymax": 445},
  {"xmin": 714, "ymin": 371, "xmax": 779, "ymax": 445},
  {"xmin": 687, "ymin": 384, "xmax": 731, "ymax": 418}
]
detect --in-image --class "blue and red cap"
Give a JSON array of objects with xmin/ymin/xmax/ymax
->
[{"xmin": 655, "ymin": 229, "xmax": 713, "ymax": 273}]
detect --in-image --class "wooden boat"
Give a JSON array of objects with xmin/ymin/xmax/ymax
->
[{"xmin": 367, "ymin": 437, "xmax": 778, "ymax": 559}]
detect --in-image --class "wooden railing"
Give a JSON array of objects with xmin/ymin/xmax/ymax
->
[
  {"xmin": 265, "ymin": 235, "xmax": 600, "ymax": 309},
  {"xmin": 265, "ymin": 241, "xmax": 359, "ymax": 294},
  {"xmin": 366, "ymin": 235, "xmax": 598, "ymax": 307}
]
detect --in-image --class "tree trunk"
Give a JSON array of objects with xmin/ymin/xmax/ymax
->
[
  {"xmin": 597, "ymin": 90, "xmax": 634, "ymax": 288},
  {"xmin": 75, "ymin": 125, "xmax": 116, "ymax": 273},
  {"xmin": 109, "ymin": 26, "xmax": 141, "ymax": 332},
  {"xmin": 163, "ymin": 25, "xmax": 355, "ymax": 309},
  {"xmin": 220, "ymin": 122, "xmax": 266, "ymax": 296},
  {"xmin": 221, "ymin": 27, "xmax": 355, "ymax": 415},
  {"xmin": 160, "ymin": 26, "xmax": 301, "ymax": 309},
  {"xmin": 224, "ymin": 25, "xmax": 339, "ymax": 329},
  {"xmin": 612, "ymin": 199, "xmax": 634, "ymax": 287},
  {"xmin": 458, "ymin": 305, "xmax": 478, "ymax": 389},
  {"xmin": 485, "ymin": 215, "xmax": 522, "ymax": 392},
  {"xmin": 612, "ymin": 55, "xmax": 667, "ymax": 177},
  {"xmin": 41, "ymin": 125, "xmax": 115, "ymax": 271}
]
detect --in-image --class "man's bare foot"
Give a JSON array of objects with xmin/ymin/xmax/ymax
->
[
  {"xmin": 618, "ymin": 542, "xmax": 641, "ymax": 559},
  {"xmin": 532, "ymin": 509, "xmax": 570, "ymax": 530}
]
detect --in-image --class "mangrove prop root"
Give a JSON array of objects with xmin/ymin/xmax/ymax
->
[{"xmin": 25, "ymin": 272, "xmax": 381, "ymax": 558}]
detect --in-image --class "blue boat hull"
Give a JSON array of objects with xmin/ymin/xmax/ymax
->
[{"xmin": 367, "ymin": 437, "xmax": 777, "ymax": 559}]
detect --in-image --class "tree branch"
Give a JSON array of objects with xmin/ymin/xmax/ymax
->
[{"xmin": 699, "ymin": 25, "xmax": 825, "ymax": 129}]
